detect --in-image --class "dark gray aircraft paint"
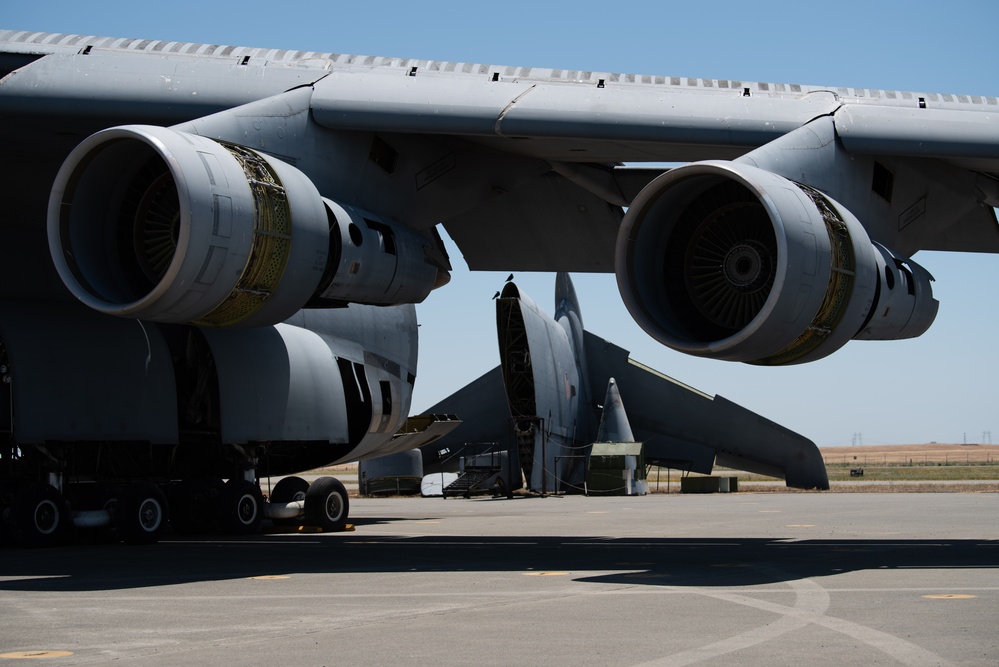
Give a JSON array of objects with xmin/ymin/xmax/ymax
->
[{"xmin": 0, "ymin": 30, "xmax": 995, "ymax": 545}]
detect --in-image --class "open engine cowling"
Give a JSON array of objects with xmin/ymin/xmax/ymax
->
[
  {"xmin": 615, "ymin": 161, "xmax": 937, "ymax": 365},
  {"xmin": 48, "ymin": 125, "xmax": 331, "ymax": 327},
  {"xmin": 48, "ymin": 125, "xmax": 449, "ymax": 327}
]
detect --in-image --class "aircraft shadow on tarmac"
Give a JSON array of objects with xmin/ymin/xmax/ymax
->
[{"xmin": 1, "ymin": 533, "xmax": 997, "ymax": 592}]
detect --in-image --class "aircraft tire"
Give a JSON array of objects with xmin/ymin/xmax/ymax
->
[
  {"xmin": 270, "ymin": 476, "xmax": 310, "ymax": 503},
  {"xmin": 10, "ymin": 483, "xmax": 71, "ymax": 548},
  {"xmin": 304, "ymin": 477, "xmax": 349, "ymax": 532},
  {"xmin": 117, "ymin": 482, "xmax": 168, "ymax": 545},
  {"xmin": 218, "ymin": 479, "xmax": 264, "ymax": 535},
  {"xmin": 269, "ymin": 476, "xmax": 309, "ymax": 526}
]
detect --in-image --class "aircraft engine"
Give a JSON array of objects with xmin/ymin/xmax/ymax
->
[
  {"xmin": 48, "ymin": 125, "xmax": 447, "ymax": 327},
  {"xmin": 615, "ymin": 161, "xmax": 938, "ymax": 365},
  {"xmin": 310, "ymin": 199, "xmax": 450, "ymax": 308}
]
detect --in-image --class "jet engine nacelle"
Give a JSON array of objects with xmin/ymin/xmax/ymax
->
[
  {"xmin": 48, "ymin": 125, "xmax": 447, "ymax": 327},
  {"xmin": 312, "ymin": 199, "xmax": 449, "ymax": 308},
  {"xmin": 615, "ymin": 161, "xmax": 937, "ymax": 365}
]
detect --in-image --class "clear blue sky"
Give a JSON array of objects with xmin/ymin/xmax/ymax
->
[{"xmin": 7, "ymin": 1, "xmax": 999, "ymax": 446}]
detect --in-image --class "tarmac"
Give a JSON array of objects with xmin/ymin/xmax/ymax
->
[{"xmin": 1, "ymin": 492, "xmax": 997, "ymax": 666}]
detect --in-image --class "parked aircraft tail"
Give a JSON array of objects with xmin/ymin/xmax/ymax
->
[{"xmin": 420, "ymin": 274, "xmax": 828, "ymax": 491}]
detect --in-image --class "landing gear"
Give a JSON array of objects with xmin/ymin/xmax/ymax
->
[
  {"xmin": 9, "ymin": 483, "xmax": 71, "ymax": 548},
  {"xmin": 166, "ymin": 473, "xmax": 352, "ymax": 536},
  {"xmin": 305, "ymin": 476, "xmax": 349, "ymax": 532},
  {"xmin": 168, "ymin": 478, "xmax": 223, "ymax": 534},
  {"xmin": 217, "ymin": 478, "xmax": 264, "ymax": 535},
  {"xmin": 270, "ymin": 476, "xmax": 310, "ymax": 504},
  {"xmin": 268, "ymin": 476, "xmax": 310, "ymax": 527},
  {"xmin": 1, "ymin": 469, "xmax": 353, "ymax": 546},
  {"xmin": 117, "ymin": 482, "xmax": 168, "ymax": 545}
]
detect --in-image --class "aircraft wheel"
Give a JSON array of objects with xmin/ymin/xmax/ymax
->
[
  {"xmin": 218, "ymin": 479, "xmax": 264, "ymax": 535},
  {"xmin": 270, "ymin": 476, "xmax": 309, "ymax": 503},
  {"xmin": 305, "ymin": 477, "xmax": 349, "ymax": 532},
  {"xmin": 117, "ymin": 482, "xmax": 168, "ymax": 545},
  {"xmin": 10, "ymin": 483, "xmax": 71, "ymax": 548},
  {"xmin": 269, "ymin": 476, "xmax": 309, "ymax": 526}
]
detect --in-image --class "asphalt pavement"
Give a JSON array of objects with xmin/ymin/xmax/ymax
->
[{"xmin": 1, "ymin": 492, "xmax": 997, "ymax": 666}]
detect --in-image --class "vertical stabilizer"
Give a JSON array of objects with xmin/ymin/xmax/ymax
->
[
  {"xmin": 554, "ymin": 272, "xmax": 582, "ymax": 326},
  {"xmin": 595, "ymin": 378, "xmax": 635, "ymax": 443}
]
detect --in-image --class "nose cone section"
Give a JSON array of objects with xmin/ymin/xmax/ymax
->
[{"xmin": 596, "ymin": 378, "xmax": 635, "ymax": 442}]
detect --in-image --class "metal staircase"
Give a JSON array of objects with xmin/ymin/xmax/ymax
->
[{"xmin": 442, "ymin": 451, "xmax": 507, "ymax": 498}]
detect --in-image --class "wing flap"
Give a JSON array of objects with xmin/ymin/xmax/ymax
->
[{"xmin": 836, "ymin": 105, "xmax": 999, "ymax": 162}]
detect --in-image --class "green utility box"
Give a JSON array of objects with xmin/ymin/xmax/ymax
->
[
  {"xmin": 680, "ymin": 476, "xmax": 740, "ymax": 494},
  {"xmin": 586, "ymin": 442, "xmax": 647, "ymax": 496}
]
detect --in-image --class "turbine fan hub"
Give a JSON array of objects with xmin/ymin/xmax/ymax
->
[
  {"xmin": 681, "ymin": 195, "xmax": 777, "ymax": 333},
  {"xmin": 722, "ymin": 241, "xmax": 772, "ymax": 292}
]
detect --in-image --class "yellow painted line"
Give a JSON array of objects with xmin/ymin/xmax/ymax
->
[
  {"xmin": 0, "ymin": 651, "xmax": 74, "ymax": 659},
  {"xmin": 523, "ymin": 571, "xmax": 569, "ymax": 576},
  {"xmin": 248, "ymin": 575, "xmax": 290, "ymax": 580},
  {"xmin": 922, "ymin": 594, "xmax": 977, "ymax": 599},
  {"xmin": 296, "ymin": 524, "xmax": 355, "ymax": 533}
]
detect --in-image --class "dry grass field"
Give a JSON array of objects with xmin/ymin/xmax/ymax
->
[
  {"xmin": 301, "ymin": 446, "xmax": 999, "ymax": 496},
  {"xmin": 819, "ymin": 443, "xmax": 999, "ymax": 467},
  {"xmin": 652, "ymin": 443, "xmax": 999, "ymax": 493}
]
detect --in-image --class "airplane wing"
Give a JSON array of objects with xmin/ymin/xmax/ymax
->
[
  {"xmin": 583, "ymin": 332, "xmax": 829, "ymax": 489},
  {"xmin": 3, "ymin": 29, "xmax": 996, "ymax": 369},
  {"xmin": 0, "ymin": 29, "xmax": 991, "ymax": 540}
]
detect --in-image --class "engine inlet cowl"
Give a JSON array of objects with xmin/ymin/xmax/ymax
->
[
  {"xmin": 615, "ymin": 160, "xmax": 935, "ymax": 365},
  {"xmin": 48, "ymin": 125, "xmax": 329, "ymax": 327}
]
